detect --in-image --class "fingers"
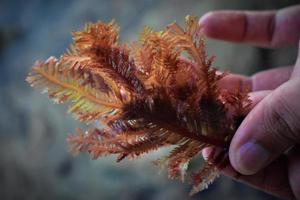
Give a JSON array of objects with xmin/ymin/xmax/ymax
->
[
  {"xmin": 202, "ymin": 90, "xmax": 271, "ymax": 159},
  {"xmin": 252, "ymin": 66, "xmax": 293, "ymax": 91},
  {"xmin": 291, "ymin": 40, "xmax": 300, "ymax": 78},
  {"xmin": 218, "ymin": 66, "xmax": 293, "ymax": 92},
  {"xmin": 248, "ymin": 90, "xmax": 271, "ymax": 108},
  {"xmin": 288, "ymin": 146, "xmax": 300, "ymax": 199},
  {"xmin": 229, "ymin": 79, "xmax": 300, "ymax": 175},
  {"xmin": 221, "ymin": 155, "xmax": 295, "ymax": 199},
  {"xmin": 199, "ymin": 5, "xmax": 300, "ymax": 48},
  {"xmin": 217, "ymin": 73, "xmax": 251, "ymax": 92}
]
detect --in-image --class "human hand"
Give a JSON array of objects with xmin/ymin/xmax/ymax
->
[{"xmin": 199, "ymin": 5, "xmax": 300, "ymax": 200}]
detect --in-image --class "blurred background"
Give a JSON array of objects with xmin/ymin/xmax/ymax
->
[{"xmin": 0, "ymin": 0, "xmax": 299, "ymax": 199}]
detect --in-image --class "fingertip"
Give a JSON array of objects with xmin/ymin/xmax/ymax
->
[
  {"xmin": 199, "ymin": 11, "xmax": 228, "ymax": 39},
  {"xmin": 229, "ymin": 140, "xmax": 271, "ymax": 175},
  {"xmin": 198, "ymin": 12, "xmax": 216, "ymax": 37},
  {"xmin": 229, "ymin": 81, "xmax": 300, "ymax": 175},
  {"xmin": 199, "ymin": 11, "xmax": 244, "ymax": 41},
  {"xmin": 202, "ymin": 146, "xmax": 222, "ymax": 160},
  {"xmin": 202, "ymin": 147, "xmax": 211, "ymax": 160},
  {"xmin": 229, "ymin": 105, "xmax": 272, "ymax": 175},
  {"xmin": 229, "ymin": 142, "xmax": 243, "ymax": 174},
  {"xmin": 228, "ymin": 92, "xmax": 272, "ymax": 175}
]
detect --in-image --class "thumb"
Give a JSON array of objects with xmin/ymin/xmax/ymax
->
[{"xmin": 229, "ymin": 78, "xmax": 300, "ymax": 175}]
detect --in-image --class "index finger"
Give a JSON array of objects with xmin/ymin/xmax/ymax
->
[{"xmin": 199, "ymin": 5, "xmax": 300, "ymax": 48}]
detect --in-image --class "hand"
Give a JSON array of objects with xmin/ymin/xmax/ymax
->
[{"xmin": 200, "ymin": 5, "xmax": 300, "ymax": 200}]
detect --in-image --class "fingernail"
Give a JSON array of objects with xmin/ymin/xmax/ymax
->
[{"xmin": 234, "ymin": 141, "xmax": 270, "ymax": 175}]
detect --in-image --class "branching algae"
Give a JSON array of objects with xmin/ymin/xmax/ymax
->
[{"xmin": 26, "ymin": 16, "xmax": 251, "ymax": 195}]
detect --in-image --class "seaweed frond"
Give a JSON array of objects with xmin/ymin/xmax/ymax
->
[
  {"xmin": 26, "ymin": 56, "xmax": 123, "ymax": 123},
  {"xmin": 27, "ymin": 16, "xmax": 251, "ymax": 195}
]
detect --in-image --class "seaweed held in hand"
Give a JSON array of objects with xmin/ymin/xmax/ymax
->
[{"xmin": 26, "ymin": 16, "xmax": 251, "ymax": 195}]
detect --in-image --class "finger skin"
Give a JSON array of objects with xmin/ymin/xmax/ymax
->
[
  {"xmin": 183, "ymin": 58, "xmax": 293, "ymax": 92},
  {"xmin": 229, "ymin": 78, "xmax": 300, "ymax": 175},
  {"xmin": 288, "ymin": 146, "xmax": 300, "ymax": 200},
  {"xmin": 291, "ymin": 40, "xmax": 300, "ymax": 78},
  {"xmin": 221, "ymin": 155, "xmax": 295, "ymax": 200},
  {"xmin": 252, "ymin": 66, "xmax": 293, "ymax": 91},
  {"xmin": 217, "ymin": 74, "xmax": 251, "ymax": 92},
  {"xmin": 199, "ymin": 5, "xmax": 300, "ymax": 48},
  {"xmin": 218, "ymin": 66, "xmax": 292, "ymax": 92},
  {"xmin": 248, "ymin": 90, "xmax": 271, "ymax": 108},
  {"xmin": 199, "ymin": 6, "xmax": 300, "ymax": 199},
  {"xmin": 202, "ymin": 90, "xmax": 271, "ymax": 159},
  {"xmin": 203, "ymin": 146, "xmax": 300, "ymax": 199}
]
